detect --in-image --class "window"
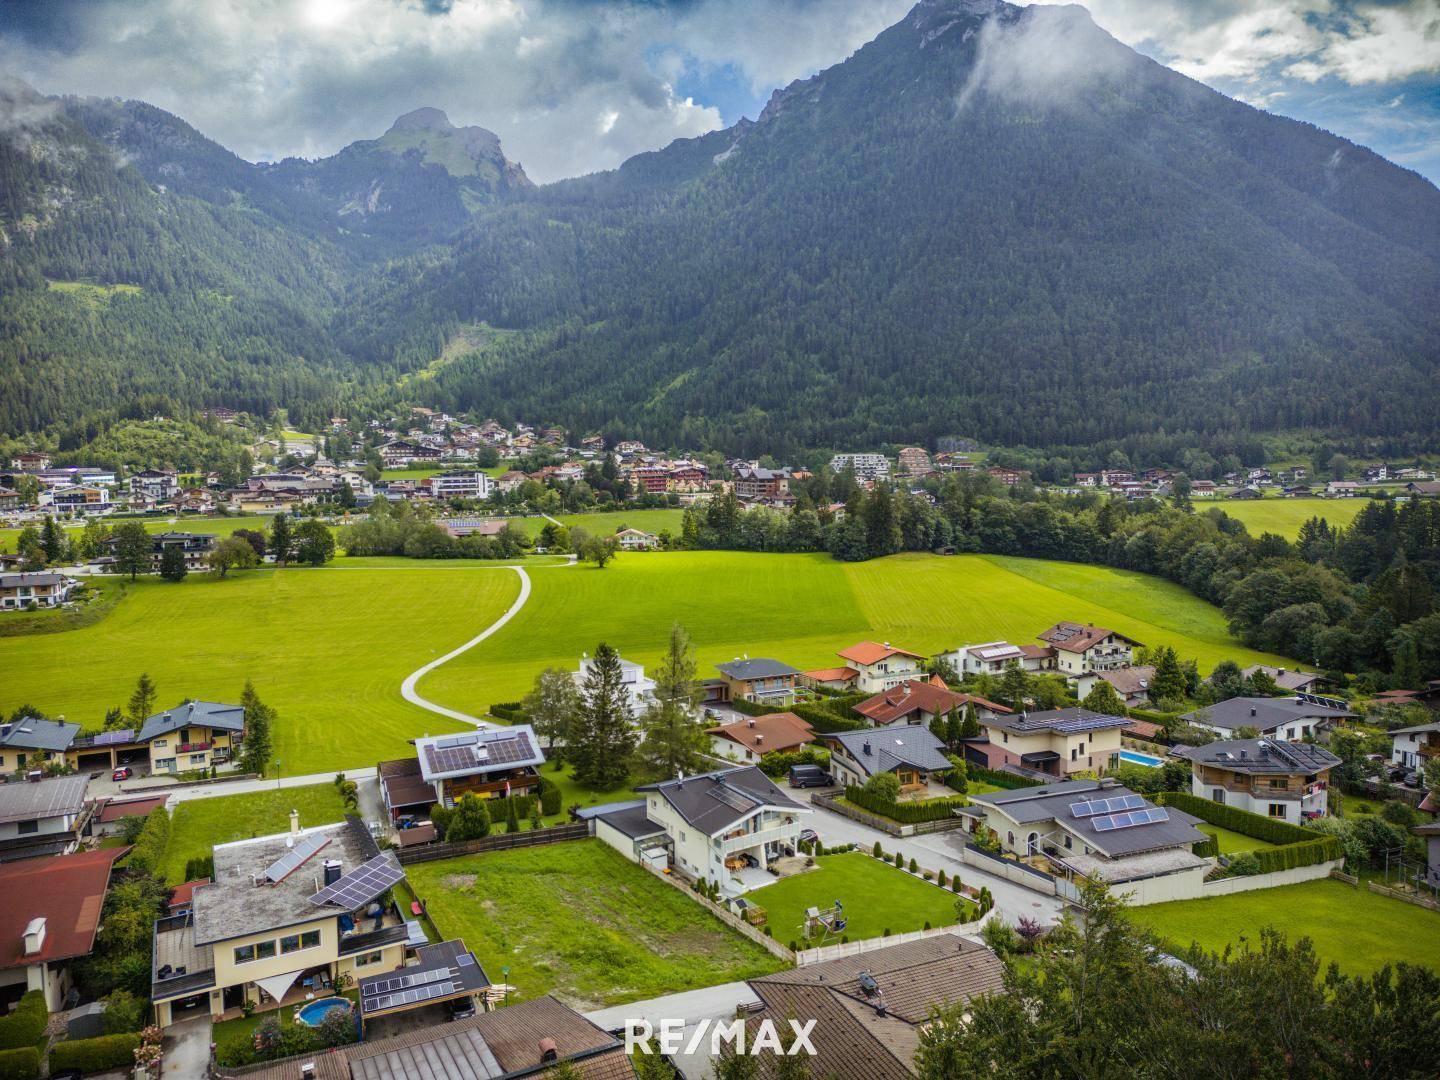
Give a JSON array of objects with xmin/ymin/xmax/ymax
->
[
  {"xmin": 1002, "ymin": 732, "xmax": 1009, "ymax": 744},
  {"xmin": 1286, "ymin": 728, "xmax": 1296, "ymax": 740},
  {"xmin": 1078, "ymin": 742, "xmax": 1085, "ymax": 756},
  {"xmin": 353, "ymin": 951, "xmax": 384, "ymax": 968},
  {"xmin": 1268, "ymin": 803, "xmax": 1287, "ymax": 818},
  {"xmin": 154, "ymin": 739, "xmax": 167, "ymax": 749},
  {"xmin": 190, "ymin": 754, "xmax": 206, "ymax": 765},
  {"xmin": 1063, "ymin": 835, "xmax": 1072, "ymax": 849},
  {"xmin": 17, "ymin": 819, "xmax": 38, "ymax": 835},
  {"xmin": 281, "ymin": 930, "xmax": 322, "ymax": 954},
  {"xmin": 234, "ymin": 940, "xmax": 277, "ymax": 964},
  {"xmin": 1268, "ymin": 778, "xmax": 1286, "ymax": 789},
  {"xmin": 1070, "ymin": 748, "xmax": 1077, "ymax": 761}
]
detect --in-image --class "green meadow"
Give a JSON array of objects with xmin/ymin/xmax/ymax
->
[
  {"xmin": 1213, "ymin": 497, "xmax": 1369, "ymax": 539},
  {"xmin": 0, "ymin": 514, "xmax": 280, "ymax": 553},
  {"xmin": 418, "ymin": 551, "xmax": 1290, "ymax": 719},
  {"xmin": 517, "ymin": 508, "xmax": 687, "ymax": 538},
  {"xmin": 0, "ymin": 565, "xmax": 520, "ymax": 775},
  {"xmin": 2, "ymin": 550, "xmax": 1290, "ymax": 776}
]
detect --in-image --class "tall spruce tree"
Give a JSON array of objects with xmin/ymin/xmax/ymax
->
[
  {"xmin": 570, "ymin": 642, "xmax": 638, "ymax": 790},
  {"xmin": 127, "ymin": 674, "xmax": 157, "ymax": 727},
  {"xmin": 238, "ymin": 680, "xmax": 275, "ymax": 775},
  {"xmin": 158, "ymin": 542, "xmax": 188, "ymax": 582},
  {"xmin": 1150, "ymin": 646, "xmax": 1187, "ymax": 703},
  {"xmin": 269, "ymin": 513, "xmax": 293, "ymax": 565},
  {"xmin": 638, "ymin": 623, "xmax": 707, "ymax": 777}
]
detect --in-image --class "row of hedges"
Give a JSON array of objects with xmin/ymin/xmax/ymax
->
[
  {"xmin": 757, "ymin": 745, "xmax": 830, "ymax": 778},
  {"xmin": 0, "ymin": 1047, "xmax": 38, "ymax": 1080},
  {"xmin": 0, "ymin": 992, "xmax": 46, "ymax": 1051},
  {"xmin": 843, "ymin": 785, "xmax": 969, "ymax": 823},
  {"xmin": 729, "ymin": 694, "xmax": 871, "ymax": 733},
  {"xmin": 126, "ymin": 806, "xmax": 171, "ymax": 877},
  {"xmin": 969, "ymin": 765, "xmax": 1044, "ymax": 790},
  {"xmin": 49, "ymin": 1034, "xmax": 141, "ymax": 1074},
  {"xmin": 1157, "ymin": 792, "xmax": 1343, "ymax": 871},
  {"xmin": 1192, "ymin": 834, "xmax": 1220, "ymax": 859},
  {"xmin": 1127, "ymin": 707, "xmax": 1182, "ymax": 728},
  {"xmin": 489, "ymin": 702, "xmax": 529, "ymax": 723}
]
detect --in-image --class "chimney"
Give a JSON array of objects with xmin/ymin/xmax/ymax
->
[
  {"xmin": 1238, "ymin": 749, "xmax": 1246, "ymax": 759},
  {"xmin": 539, "ymin": 1039, "xmax": 559, "ymax": 1064},
  {"xmin": 1249, "ymin": 707, "xmax": 1257, "ymax": 717},
  {"xmin": 748, "ymin": 719, "xmax": 756, "ymax": 728},
  {"xmin": 300, "ymin": 1064, "xmax": 316, "ymax": 1079},
  {"xmin": 755, "ymin": 734, "xmax": 764, "ymax": 745},
  {"xmin": 289, "ymin": 809, "xmax": 300, "ymax": 836},
  {"xmin": 22, "ymin": 918, "xmax": 46, "ymax": 956},
  {"xmin": 862, "ymin": 741, "xmax": 872, "ymax": 756},
  {"xmin": 323, "ymin": 859, "xmax": 343, "ymax": 887}
]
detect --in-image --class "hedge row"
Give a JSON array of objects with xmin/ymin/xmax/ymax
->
[
  {"xmin": 1192, "ymin": 835, "xmax": 1219, "ymax": 859},
  {"xmin": 790, "ymin": 703, "xmax": 868, "ymax": 734},
  {"xmin": 843, "ymin": 785, "xmax": 968, "ymax": 823},
  {"xmin": 1127, "ymin": 708, "xmax": 1181, "ymax": 727},
  {"xmin": 0, "ymin": 1047, "xmax": 39, "ymax": 1080},
  {"xmin": 969, "ymin": 766, "xmax": 1044, "ymax": 790},
  {"xmin": 0, "ymin": 992, "xmax": 46, "ymax": 1051},
  {"xmin": 49, "ymin": 1034, "xmax": 141, "ymax": 1074},
  {"xmin": 1247, "ymin": 838, "xmax": 1343, "ymax": 874},
  {"xmin": 126, "ymin": 806, "xmax": 171, "ymax": 878},
  {"xmin": 489, "ymin": 702, "xmax": 529, "ymax": 723},
  {"xmin": 1156, "ymin": 791, "xmax": 1323, "ymax": 846}
]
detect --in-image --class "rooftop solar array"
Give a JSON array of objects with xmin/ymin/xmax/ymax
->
[
  {"xmin": 262, "ymin": 834, "xmax": 330, "ymax": 884},
  {"xmin": 422, "ymin": 730, "xmax": 535, "ymax": 776},
  {"xmin": 362, "ymin": 965, "xmax": 462, "ymax": 1014},
  {"xmin": 1070, "ymin": 794, "xmax": 1146, "ymax": 818},
  {"xmin": 710, "ymin": 783, "xmax": 759, "ymax": 814},
  {"xmin": 1047, "ymin": 713, "xmax": 1130, "ymax": 733},
  {"xmin": 309, "ymin": 852, "xmax": 404, "ymax": 909},
  {"xmin": 1092, "ymin": 806, "xmax": 1170, "ymax": 832}
]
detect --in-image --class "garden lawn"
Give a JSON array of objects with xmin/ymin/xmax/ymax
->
[
  {"xmin": 404, "ymin": 840, "xmax": 785, "ymax": 1010},
  {"xmin": 1196, "ymin": 823, "xmax": 1280, "ymax": 855},
  {"xmin": 538, "ymin": 761, "xmax": 647, "ymax": 824},
  {"xmin": 0, "ymin": 565, "xmax": 520, "ymax": 775},
  {"xmin": 1214, "ymin": 497, "xmax": 1369, "ymax": 539},
  {"xmin": 211, "ymin": 990, "xmax": 358, "ymax": 1068},
  {"xmin": 1130, "ymin": 878, "xmax": 1440, "ymax": 976},
  {"xmin": 744, "ymin": 852, "xmax": 972, "ymax": 945},
  {"xmin": 515, "ymin": 508, "xmax": 687, "ymax": 539},
  {"xmin": 420, "ymin": 551, "xmax": 1292, "ymax": 719},
  {"xmin": 164, "ymin": 784, "xmax": 351, "ymax": 884}
]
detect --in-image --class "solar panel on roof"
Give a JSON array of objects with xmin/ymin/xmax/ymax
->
[
  {"xmin": 435, "ymin": 735, "xmax": 476, "ymax": 749},
  {"xmin": 710, "ymin": 783, "xmax": 758, "ymax": 813},
  {"xmin": 262, "ymin": 834, "xmax": 330, "ymax": 884},
  {"xmin": 309, "ymin": 852, "xmax": 405, "ymax": 908},
  {"xmin": 1091, "ymin": 806, "xmax": 1169, "ymax": 831}
]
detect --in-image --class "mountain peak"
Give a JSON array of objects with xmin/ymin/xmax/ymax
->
[{"xmin": 387, "ymin": 107, "xmax": 454, "ymax": 134}]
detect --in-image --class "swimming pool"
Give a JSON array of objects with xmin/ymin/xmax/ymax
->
[
  {"xmin": 1118, "ymin": 749, "xmax": 1165, "ymax": 768},
  {"xmin": 295, "ymin": 998, "xmax": 352, "ymax": 1027}
]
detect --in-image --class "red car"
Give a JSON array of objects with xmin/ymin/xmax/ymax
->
[{"xmin": 112, "ymin": 767, "xmax": 132, "ymax": 781}]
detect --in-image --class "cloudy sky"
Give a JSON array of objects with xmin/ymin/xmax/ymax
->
[{"xmin": 2, "ymin": 0, "xmax": 1438, "ymax": 183}]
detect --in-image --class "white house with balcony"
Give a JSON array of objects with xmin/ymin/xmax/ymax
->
[
  {"xmin": 834, "ymin": 641, "xmax": 925, "ymax": 694},
  {"xmin": 1177, "ymin": 738, "xmax": 1340, "ymax": 824},
  {"xmin": 574, "ymin": 653, "xmax": 656, "ymax": 715},
  {"xmin": 596, "ymin": 767, "xmax": 810, "ymax": 896},
  {"xmin": 1037, "ymin": 622, "xmax": 1141, "ymax": 676}
]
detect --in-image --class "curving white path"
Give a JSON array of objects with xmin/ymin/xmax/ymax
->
[{"xmin": 399, "ymin": 564, "xmax": 532, "ymax": 729}]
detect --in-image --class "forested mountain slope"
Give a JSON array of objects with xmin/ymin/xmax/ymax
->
[{"xmin": 347, "ymin": 0, "xmax": 1440, "ymax": 455}]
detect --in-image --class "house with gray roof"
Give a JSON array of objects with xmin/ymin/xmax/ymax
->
[
  {"xmin": 821, "ymin": 726, "xmax": 953, "ymax": 791},
  {"xmin": 594, "ymin": 766, "xmax": 809, "ymax": 896},
  {"xmin": 715, "ymin": 657, "xmax": 801, "ymax": 704},
  {"xmin": 0, "ymin": 571, "xmax": 77, "ymax": 610},
  {"xmin": 0, "ymin": 773, "xmax": 91, "ymax": 862},
  {"xmin": 0, "ymin": 716, "xmax": 82, "ymax": 775},
  {"xmin": 1180, "ymin": 695, "xmax": 1354, "ymax": 741},
  {"xmin": 1176, "ymin": 738, "xmax": 1339, "ymax": 823},
  {"xmin": 964, "ymin": 777, "xmax": 1211, "ymax": 904},
  {"xmin": 136, "ymin": 701, "xmax": 245, "ymax": 775},
  {"xmin": 408, "ymin": 725, "xmax": 546, "ymax": 809}
]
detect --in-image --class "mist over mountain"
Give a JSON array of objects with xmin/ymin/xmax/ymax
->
[{"xmin": 2, "ymin": 0, "xmax": 1437, "ymax": 455}]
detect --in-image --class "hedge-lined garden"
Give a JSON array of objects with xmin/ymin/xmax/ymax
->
[
  {"xmin": 0, "ymin": 1047, "xmax": 39, "ymax": 1080},
  {"xmin": 49, "ymin": 1033, "xmax": 143, "ymax": 1075},
  {"xmin": 843, "ymin": 784, "xmax": 969, "ymax": 824},
  {"xmin": 0, "ymin": 993, "xmax": 45, "ymax": 1053},
  {"xmin": 1155, "ymin": 792, "xmax": 1342, "ymax": 873}
]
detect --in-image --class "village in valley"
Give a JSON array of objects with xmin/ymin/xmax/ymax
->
[{"xmin": 2, "ymin": 407, "xmax": 1440, "ymax": 1079}]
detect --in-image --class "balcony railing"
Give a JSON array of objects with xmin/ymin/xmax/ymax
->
[
  {"xmin": 176, "ymin": 742, "xmax": 212, "ymax": 753},
  {"xmin": 717, "ymin": 821, "xmax": 797, "ymax": 856}
]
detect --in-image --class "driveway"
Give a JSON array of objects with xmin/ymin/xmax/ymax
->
[
  {"xmin": 161, "ymin": 1015, "xmax": 211, "ymax": 1077},
  {"xmin": 801, "ymin": 794, "xmax": 1067, "ymax": 925}
]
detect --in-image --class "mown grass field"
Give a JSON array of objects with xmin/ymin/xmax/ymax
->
[
  {"xmin": 1213, "ymin": 497, "xmax": 1370, "ymax": 538},
  {"xmin": 746, "ymin": 852, "xmax": 971, "ymax": 944},
  {"xmin": 0, "ymin": 514, "xmax": 280, "ymax": 553},
  {"xmin": 164, "ymin": 784, "xmax": 350, "ymax": 884},
  {"xmin": 419, "ymin": 551, "xmax": 1291, "ymax": 717},
  {"xmin": 1196, "ymin": 823, "xmax": 1280, "ymax": 855},
  {"xmin": 5, "ymin": 550, "xmax": 1289, "ymax": 776},
  {"xmin": 1131, "ymin": 879, "xmax": 1440, "ymax": 976},
  {"xmin": 1, "ymin": 566, "xmax": 520, "ymax": 775},
  {"xmin": 515, "ymin": 508, "xmax": 687, "ymax": 538},
  {"xmin": 405, "ymin": 840, "xmax": 786, "ymax": 1009}
]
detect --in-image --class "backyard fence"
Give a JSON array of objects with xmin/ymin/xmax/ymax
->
[
  {"xmin": 635, "ymin": 860, "xmax": 796, "ymax": 963},
  {"xmin": 795, "ymin": 915, "xmax": 989, "ymax": 966},
  {"xmin": 395, "ymin": 822, "xmax": 588, "ymax": 864}
]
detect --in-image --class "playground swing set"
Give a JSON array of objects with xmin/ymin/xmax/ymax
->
[{"xmin": 801, "ymin": 900, "xmax": 847, "ymax": 943}]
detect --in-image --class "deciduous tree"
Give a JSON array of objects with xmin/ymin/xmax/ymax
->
[{"xmin": 522, "ymin": 667, "xmax": 581, "ymax": 751}]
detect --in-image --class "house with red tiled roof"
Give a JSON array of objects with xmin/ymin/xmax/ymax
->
[
  {"xmin": 1038, "ymin": 622, "xmax": 1141, "ymax": 676},
  {"xmin": 853, "ymin": 680, "xmax": 1010, "ymax": 728},
  {"xmin": 835, "ymin": 641, "xmax": 926, "ymax": 694},
  {"xmin": 801, "ymin": 666, "xmax": 860, "ymax": 692},
  {"xmin": 0, "ymin": 847, "xmax": 126, "ymax": 1009},
  {"xmin": 707, "ymin": 712, "xmax": 815, "ymax": 764},
  {"xmin": 89, "ymin": 794, "xmax": 170, "ymax": 837}
]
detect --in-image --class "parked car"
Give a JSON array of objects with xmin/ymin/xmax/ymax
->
[
  {"xmin": 799, "ymin": 828, "xmax": 819, "ymax": 845},
  {"xmin": 446, "ymin": 998, "xmax": 477, "ymax": 1021},
  {"xmin": 111, "ymin": 766, "xmax": 132, "ymax": 781},
  {"xmin": 788, "ymin": 764, "xmax": 833, "ymax": 788}
]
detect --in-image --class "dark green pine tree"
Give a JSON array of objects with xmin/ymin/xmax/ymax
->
[
  {"xmin": 158, "ymin": 542, "xmax": 188, "ymax": 582},
  {"xmin": 569, "ymin": 642, "xmax": 638, "ymax": 790},
  {"xmin": 269, "ymin": 513, "xmax": 293, "ymax": 565}
]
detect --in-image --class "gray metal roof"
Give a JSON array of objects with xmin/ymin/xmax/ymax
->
[
  {"xmin": 971, "ymin": 779, "xmax": 1206, "ymax": 858},
  {"xmin": 825, "ymin": 727, "xmax": 953, "ymax": 779},
  {"xmin": 0, "ymin": 572, "xmax": 70, "ymax": 587},
  {"xmin": 591, "ymin": 802, "xmax": 666, "ymax": 841},
  {"xmin": 1184, "ymin": 738, "xmax": 1341, "ymax": 775},
  {"xmin": 715, "ymin": 658, "xmax": 801, "ymax": 681},
  {"xmin": 1181, "ymin": 696, "xmax": 1355, "ymax": 733},
  {"xmin": 984, "ymin": 707, "xmax": 1129, "ymax": 736},
  {"xmin": 415, "ymin": 725, "xmax": 545, "ymax": 783},
  {"xmin": 0, "ymin": 717, "xmax": 81, "ymax": 753},
  {"xmin": 0, "ymin": 774, "xmax": 89, "ymax": 825},
  {"xmin": 639, "ymin": 766, "xmax": 807, "ymax": 835},
  {"xmin": 136, "ymin": 701, "xmax": 244, "ymax": 744}
]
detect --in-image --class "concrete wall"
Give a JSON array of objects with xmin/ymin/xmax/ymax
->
[
  {"xmin": 795, "ymin": 918, "xmax": 989, "ymax": 967},
  {"xmin": 1111, "ymin": 865, "xmax": 1211, "ymax": 906},
  {"xmin": 1197, "ymin": 859, "xmax": 1341, "ymax": 897},
  {"xmin": 959, "ymin": 845, "xmax": 1058, "ymax": 896}
]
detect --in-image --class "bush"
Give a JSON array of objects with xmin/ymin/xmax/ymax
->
[
  {"xmin": 1156, "ymin": 791, "xmax": 1343, "ymax": 872},
  {"xmin": 488, "ymin": 702, "xmax": 529, "ymax": 722},
  {"xmin": 789, "ymin": 702, "xmax": 868, "ymax": 734},
  {"xmin": 183, "ymin": 855, "xmax": 214, "ymax": 882},
  {"xmin": 49, "ymin": 1034, "xmax": 141, "ymax": 1074},
  {"xmin": 968, "ymin": 765, "xmax": 1044, "ymax": 790},
  {"xmin": 0, "ymin": 992, "xmax": 46, "ymax": 1051},
  {"xmin": 125, "ymin": 807, "xmax": 171, "ymax": 878},
  {"xmin": 757, "ymin": 745, "xmax": 830, "ymax": 778},
  {"xmin": 1225, "ymin": 852, "xmax": 1264, "ymax": 877},
  {"xmin": 872, "ymin": 841, "xmax": 882, "ymax": 857},
  {"xmin": 538, "ymin": 779, "xmax": 562, "ymax": 816},
  {"xmin": 101, "ymin": 990, "xmax": 146, "ymax": 1034},
  {"xmin": 0, "ymin": 1047, "xmax": 39, "ymax": 1080},
  {"xmin": 844, "ymin": 784, "xmax": 969, "ymax": 823},
  {"xmin": 1192, "ymin": 835, "xmax": 1219, "ymax": 859}
]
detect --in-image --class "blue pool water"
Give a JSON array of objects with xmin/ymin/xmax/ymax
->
[
  {"xmin": 296, "ymin": 998, "xmax": 352, "ymax": 1026},
  {"xmin": 1118, "ymin": 749, "xmax": 1164, "ymax": 768}
]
